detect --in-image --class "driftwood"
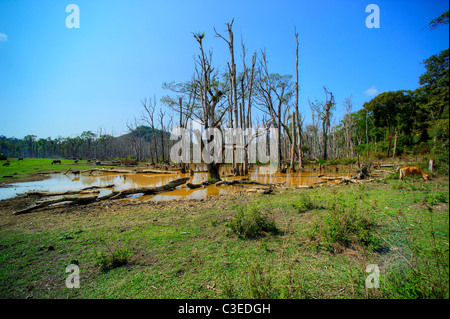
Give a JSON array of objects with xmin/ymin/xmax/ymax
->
[
  {"xmin": 96, "ymin": 177, "xmax": 190, "ymax": 201},
  {"xmin": 186, "ymin": 181, "xmax": 211, "ymax": 189},
  {"xmin": 214, "ymin": 179, "xmax": 273, "ymax": 187},
  {"xmin": 353, "ymin": 166, "xmax": 370, "ymax": 180},
  {"xmin": 13, "ymin": 195, "xmax": 99, "ymax": 215},
  {"xmin": 319, "ymin": 176, "xmax": 376, "ymax": 185},
  {"xmin": 12, "ymin": 177, "xmax": 190, "ymax": 215},
  {"xmin": 22, "ymin": 189, "xmax": 100, "ymax": 197},
  {"xmin": 245, "ymin": 187, "xmax": 273, "ymax": 194},
  {"xmin": 296, "ymin": 185, "xmax": 313, "ymax": 189},
  {"xmin": 80, "ymin": 184, "xmax": 115, "ymax": 190},
  {"xmin": 83, "ymin": 168, "xmax": 177, "ymax": 175}
]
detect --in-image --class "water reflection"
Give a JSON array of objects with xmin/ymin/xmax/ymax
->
[{"xmin": 0, "ymin": 164, "xmax": 357, "ymax": 201}]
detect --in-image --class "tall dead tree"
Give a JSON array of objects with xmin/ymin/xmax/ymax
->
[
  {"xmin": 290, "ymin": 111, "xmax": 296, "ymax": 171},
  {"xmin": 141, "ymin": 97, "xmax": 159, "ymax": 163},
  {"xmin": 310, "ymin": 87, "xmax": 335, "ymax": 160},
  {"xmin": 158, "ymin": 108, "xmax": 166, "ymax": 162},
  {"xmin": 255, "ymin": 51, "xmax": 294, "ymax": 171},
  {"xmin": 322, "ymin": 87, "xmax": 335, "ymax": 160},
  {"xmin": 193, "ymin": 32, "xmax": 227, "ymax": 181},
  {"xmin": 343, "ymin": 96, "xmax": 354, "ymax": 158},
  {"xmin": 294, "ymin": 29, "xmax": 304, "ymax": 170},
  {"xmin": 214, "ymin": 19, "xmax": 240, "ymax": 175}
]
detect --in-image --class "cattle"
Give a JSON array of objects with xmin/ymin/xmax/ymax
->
[
  {"xmin": 2, "ymin": 162, "xmax": 10, "ymax": 167},
  {"xmin": 51, "ymin": 160, "xmax": 62, "ymax": 165},
  {"xmin": 18, "ymin": 158, "xmax": 24, "ymax": 161}
]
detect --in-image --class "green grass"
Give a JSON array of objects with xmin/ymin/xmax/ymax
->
[
  {"xmin": 0, "ymin": 170, "xmax": 448, "ymax": 299},
  {"xmin": 0, "ymin": 158, "xmax": 91, "ymax": 181}
]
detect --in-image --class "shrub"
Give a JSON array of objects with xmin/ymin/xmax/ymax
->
[
  {"xmin": 245, "ymin": 263, "xmax": 276, "ymax": 298},
  {"xmin": 227, "ymin": 203, "xmax": 278, "ymax": 239},
  {"xmin": 308, "ymin": 201, "xmax": 380, "ymax": 252},
  {"xmin": 292, "ymin": 193, "xmax": 315, "ymax": 213},
  {"xmin": 94, "ymin": 244, "xmax": 131, "ymax": 272}
]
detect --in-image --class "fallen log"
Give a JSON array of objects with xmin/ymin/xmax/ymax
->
[
  {"xmin": 244, "ymin": 187, "xmax": 273, "ymax": 194},
  {"xmin": 81, "ymin": 168, "xmax": 178, "ymax": 175},
  {"xmin": 13, "ymin": 194, "xmax": 99, "ymax": 215},
  {"xmin": 13, "ymin": 178, "xmax": 190, "ymax": 215},
  {"xmin": 23, "ymin": 189, "xmax": 100, "ymax": 197},
  {"xmin": 80, "ymin": 184, "xmax": 115, "ymax": 190},
  {"xmin": 296, "ymin": 185, "xmax": 313, "ymax": 189},
  {"xmin": 97, "ymin": 177, "xmax": 190, "ymax": 200},
  {"xmin": 186, "ymin": 181, "xmax": 211, "ymax": 189},
  {"xmin": 214, "ymin": 179, "xmax": 273, "ymax": 187},
  {"xmin": 319, "ymin": 176, "xmax": 349, "ymax": 181}
]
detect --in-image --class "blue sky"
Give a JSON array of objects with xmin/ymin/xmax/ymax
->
[{"xmin": 0, "ymin": 0, "xmax": 448, "ymax": 139}]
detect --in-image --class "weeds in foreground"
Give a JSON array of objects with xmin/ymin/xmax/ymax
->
[
  {"xmin": 291, "ymin": 193, "xmax": 315, "ymax": 213},
  {"xmin": 307, "ymin": 199, "xmax": 380, "ymax": 253},
  {"xmin": 380, "ymin": 201, "xmax": 449, "ymax": 298},
  {"xmin": 226, "ymin": 203, "xmax": 278, "ymax": 239},
  {"xmin": 94, "ymin": 238, "xmax": 131, "ymax": 272}
]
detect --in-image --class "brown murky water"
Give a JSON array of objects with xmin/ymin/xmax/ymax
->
[{"xmin": 0, "ymin": 164, "xmax": 357, "ymax": 201}]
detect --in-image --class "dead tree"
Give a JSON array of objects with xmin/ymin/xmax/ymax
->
[
  {"xmin": 294, "ymin": 29, "xmax": 304, "ymax": 170},
  {"xmin": 193, "ymin": 32, "xmax": 228, "ymax": 181},
  {"xmin": 255, "ymin": 50, "xmax": 294, "ymax": 171},
  {"xmin": 141, "ymin": 97, "xmax": 159, "ymax": 164},
  {"xmin": 214, "ymin": 19, "xmax": 240, "ymax": 175}
]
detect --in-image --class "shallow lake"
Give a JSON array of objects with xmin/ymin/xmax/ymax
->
[{"xmin": 0, "ymin": 164, "xmax": 356, "ymax": 202}]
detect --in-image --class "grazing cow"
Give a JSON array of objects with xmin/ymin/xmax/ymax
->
[
  {"xmin": 51, "ymin": 160, "xmax": 61, "ymax": 165},
  {"xmin": 18, "ymin": 158, "xmax": 24, "ymax": 161},
  {"xmin": 3, "ymin": 162, "xmax": 10, "ymax": 167},
  {"xmin": 74, "ymin": 160, "xmax": 78, "ymax": 164}
]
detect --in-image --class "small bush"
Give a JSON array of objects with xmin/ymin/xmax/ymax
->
[
  {"xmin": 245, "ymin": 263, "xmax": 276, "ymax": 298},
  {"xmin": 227, "ymin": 203, "xmax": 278, "ymax": 239},
  {"xmin": 292, "ymin": 193, "xmax": 315, "ymax": 213},
  {"xmin": 95, "ymin": 247, "xmax": 130, "ymax": 272},
  {"xmin": 427, "ymin": 192, "xmax": 449, "ymax": 206},
  {"xmin": 308, "ymin": 201, "xmax": 380, "ymax": 252}
]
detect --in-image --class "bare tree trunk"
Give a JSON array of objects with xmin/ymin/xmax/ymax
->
[
  {"xmin": 159, "ymin": 109, "xmax": 166, "ymax": 163},
  {"xmin": 290, "ymin": 111, "xmax": 296, "ymax": 172},
  {"xmin": 215, "ymin": 19, "xmax": 239, "ymax": 175},
  {"xmin": 392, "ymin": 128, "xmax": 398, "ymax": 159},
  {"xmin": 366, "ymin": 109, "xmax": 369, "ymax": 157},
  {"xmin": 294, "ymin": 29, "xmax": 303, "ymax": 170}
]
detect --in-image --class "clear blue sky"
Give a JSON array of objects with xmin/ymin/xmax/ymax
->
[{"xmin": 0, "ymin": 0, "xmax": 448, "ymax": 139}]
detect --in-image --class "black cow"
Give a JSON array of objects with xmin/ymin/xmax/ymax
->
[
  {"xmin": 51, "ymin": 160, "xmax": 62, "ymax": 165},
  {"xmin": 2, "ymin": 162, "xmax": 10, "ymax": 167}
]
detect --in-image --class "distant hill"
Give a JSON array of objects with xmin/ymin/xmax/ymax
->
[{"xmin": 118, "ymin": 125, "xmax": 171, "ymax": 142}]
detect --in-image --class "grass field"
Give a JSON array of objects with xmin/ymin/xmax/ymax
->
[
  {"xmin": 0, "ymin": 158, "xmax": 91, "ymax": 183},
  {"xmin": 0, "ymin": 167, "xmax": 448, "ymax": 299}
]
